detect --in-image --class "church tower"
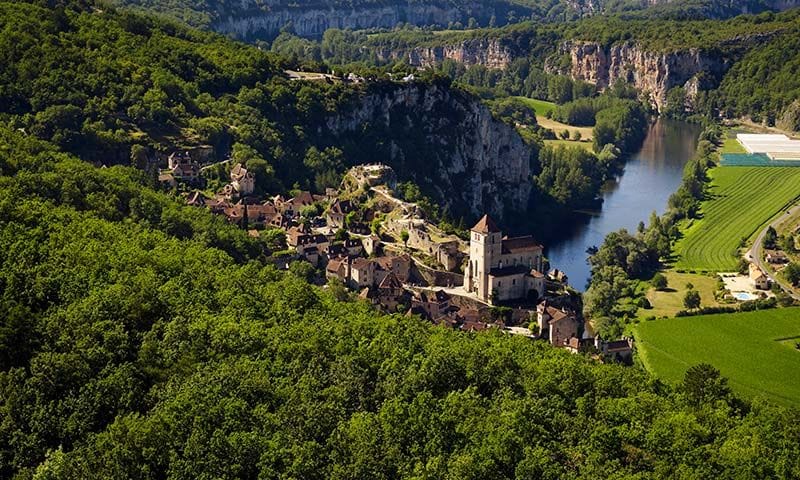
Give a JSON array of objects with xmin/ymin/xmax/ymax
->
[{"xmin": 464, "ymin": 214, "xmax": 502, "ymax": 302}]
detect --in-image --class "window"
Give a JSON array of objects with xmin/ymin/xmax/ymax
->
[{"xmin": 512, "ymin": 279, "xmax": 516, "ymax": 285}]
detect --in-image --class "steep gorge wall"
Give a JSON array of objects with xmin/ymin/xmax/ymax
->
[
  {"xmin": 320, "ymin": 82, "xmax": 533, "ymax": 221},
  {"xmin": 213, "ymin": 2, "xmax": 516, "ymax": 39},
  {"xmin": 549, "ymin": 41, "xmax": 729, "ymax": 111},
  {"xmin": 374, "ymin": 38, "xmax": 513, "ymax": 69},
  {"xmin": 566, "ymin": 0, "xmax": 800, "ymax": 18}
]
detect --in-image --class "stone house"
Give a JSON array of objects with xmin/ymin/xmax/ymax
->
[
  {"xmin": 749, "ymin": 263, "xmax": 770, "ymax": 290},
  {"xmin": 375, "ymin": 273, "xmax": 408, "ymax": 312},
  {"xmin": 537, "ymin": 302, "xmax": 580, "ymax": 348},
  {"xmin": 363, "ymin": 235, "xmax": 382, "ymax": 256},
  {"xmin": 327, "ymin": 199, "xmax": 354, "ymax": 228},
  {"xmin": 246, "ymin": 203, "xmax": 279, "ymax": 227},
  {"xmin": 411, "ymin": 289, "xmax": 454, "ymax": 321},
  {"xmin": 463, "ymin": 215, "xmax": 545, "ymax": 304},
  {"xmin": 596, "ymin": 337, "xmax": 635, "ymax": 364},
  {"xmin": 168, "ymin": 151, "xmax": 192, "ymax": 170},
  {"xmin": 172, "ymin": 161, "xmax": 200, "ymax": 183},
  {"xmin": 230, "ymin": 163, "xmax": 255, "ymax": 195},
  {"xmin": 374, "ymin": 254, "xmax": 411, "ymax": 285},
  {"xmin": 326, "ymin": 257, "xmax": 350, "ymax": 283},
  {"xmin": 766, "ymin": 251, "xmax": 789, "ymax": 264},
  {"xmin": 350, "ymin": 258, "xmax": 376, "ymax": 289},
  {"xmin": 279, "ymin": 191, "xmax": 320, "ymax": 218},
  {"xmin": 343, "ymin": 238, "xmax": 364, "ymax": 257}
]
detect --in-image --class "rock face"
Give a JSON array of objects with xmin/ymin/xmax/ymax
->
[
  {"xmin": 213, "ymin": 1, "xmax": 515, "ymax": 39},
  {"xmin": 321, "ymin": 82, "xmax": 533, "ymax": 221},
  {"xmin": 374, "ymin": 38, "xmax": 513, "ymax": 69},
  {"xmin": 565, "ymin": 0, "xmax": 800, "ymax": 18},
  {"xmin": 550, "ymin": 41, "xmax": 729, "ymax": 111}
]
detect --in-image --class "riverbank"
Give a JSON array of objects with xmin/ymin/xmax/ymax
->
[{"xmin": 547, "ymin": 119, "xmax": 702, "ymax": 290}]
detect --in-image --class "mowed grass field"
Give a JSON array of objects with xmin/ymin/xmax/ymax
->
[
  {"xmin": 673, "ymin": 166, "xmax": 800, "ymax": 271},
  {"xmin": 510, "ymin": 96, "xmax": 556, "ymax": 116},
  {"xmin": 641, "ymin": 271, "xmax": 721, "ymax": 318},
  {"xmin": 635, "ymin": 308, "xmax": 800, "ymax": 406},
  {"xmin": 509, "ymin": 96, "xmax": 595, "ymax": 140},
  {"xmin": 721, "ymin": 137, "xmax": 747, "ymax": 154}
]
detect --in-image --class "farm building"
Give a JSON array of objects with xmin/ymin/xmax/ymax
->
[{"xmin": 737, "ymin": 134, "xmax": 800, "ymax": 160}]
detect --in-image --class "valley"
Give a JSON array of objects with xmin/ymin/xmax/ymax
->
[{"xmin": 2, "ymin": 0, "xmax": 800, "ymax": 478}]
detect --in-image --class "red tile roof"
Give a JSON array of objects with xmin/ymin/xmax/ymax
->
[
  {"xmin": 501, "ymin": 236, "xmax": 543, "ymax": 254},
  {"xmin": 471, "ymin": 214, "xmax": 500, "ymax": 234},
  {"xmin": 378, "ymin": 272, "xmax": 403, "ymax": 289}
]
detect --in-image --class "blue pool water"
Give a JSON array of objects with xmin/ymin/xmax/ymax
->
[{"xmin": 733, "ymin": 292, "xmax": 757, "ymax": 301}]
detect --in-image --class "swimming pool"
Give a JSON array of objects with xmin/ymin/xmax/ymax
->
[{"xmin": 733, "ymin": 291, "xmax": 758, "ymax": 301}]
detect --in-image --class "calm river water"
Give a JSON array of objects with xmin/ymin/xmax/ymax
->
[{"xmin": 546, "ymin": 118, "xmax": 702, "ymax": 290}]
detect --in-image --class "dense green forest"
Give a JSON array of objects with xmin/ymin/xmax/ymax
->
[{"xmin": 2, "ymin": 2, "xmax": 800, "ymax": 478}]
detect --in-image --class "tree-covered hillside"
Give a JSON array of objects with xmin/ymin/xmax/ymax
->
[
  {"xmin": 3, "ymin": 125, "xmax": 800, "ymax": 480},
  {"xmin": 0, "ymin": 1, "xmax": 524, "ymax": 222},
  {"xmin": 112, "ymin": 0, "xmax": 800, "ymax": 33}
]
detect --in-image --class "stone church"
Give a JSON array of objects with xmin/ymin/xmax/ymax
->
[{"xmin": 463, "ymin": 214, "xmax": 546, "ymax": 304}]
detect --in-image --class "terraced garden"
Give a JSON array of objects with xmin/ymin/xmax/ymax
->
[
  {"xmin": 673, "ymin": 166, "xmax": 800, "ymax": 271},
  {"xmin": 635, "ymin": 308, "xmax": 800, "ymax": 406}
]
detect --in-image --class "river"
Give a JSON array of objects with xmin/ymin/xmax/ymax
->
[{"xmin": 546, "ymin": 118, "xmax": 702, "ymax": 291}]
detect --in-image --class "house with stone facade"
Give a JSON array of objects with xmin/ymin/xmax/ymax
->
[
  {"xmin": 536, "ymin": 302, "xmax": 580, "ymax": 348},
  {"xmin": 463, "ymin": 214, "xmax": 545, "ymax": 304},
  {"xmin": 749, "ymin": 263, "xmax": 770, "ymax": 290},
  {"xmin": 230, "ymin": 163, "xmax": 255, "ymax": 195},
  {"xmin": 326, "ymin": 199, "xmax": 354, "ymax": 228}
]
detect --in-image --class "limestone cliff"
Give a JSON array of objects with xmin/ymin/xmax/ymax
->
[
  {"xmin": 548, "ymin": 41, "xmax": 728, "ymax": 111},
  {"xmin": 374, "ymin": 37, "xmax": 513, "ymax": 69},
  {"xmin": 212, "ymin": 1, "xmax": 519, "ymax": 39},
  {"xmin": 565, "ymin": 0, "xmax": 800, "ymax": 18},
  {"xmin": 320, "ymin": 82, "xmax": 533, "ymax": 221}
]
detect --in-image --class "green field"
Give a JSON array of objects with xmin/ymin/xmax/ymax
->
[
  {"xmin": 544, "ymin": 139, "xmax": 592, "ymax": 151},
  {"xmin": 641, "ymin": 271, "xmax": 722, "ymax": 318},
  {"xmin": 673, "ymin": 166, "xmax": 800, "ymax": 271},
  {"xmin": 510, "ymin": 96, "xmax": 556, "ymax": 116},
  {"xmin": 635, "ymin": 308, "xmax": 800, "ymax": 406},
  {"xmin": 721, "ymin": 137, "xmax": 747, "ymax": 154}
]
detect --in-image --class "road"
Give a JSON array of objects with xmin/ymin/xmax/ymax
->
[
  {"xmin": 747, "ymin": 202, "xmax": 800, "ymax": 300},
  {"xmin": 199, "ymin": 158, "xmax": 232, "ymax": 173}
]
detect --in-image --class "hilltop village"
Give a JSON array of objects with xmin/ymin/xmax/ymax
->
[{"xmin": 160, "ymin": 151, "xmax": 633, "ymax": 361}]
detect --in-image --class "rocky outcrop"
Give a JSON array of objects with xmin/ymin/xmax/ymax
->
[
  {"xmin": 374, "ymin": 38, "xmax": 513, "ymax": 69},
  {"xmin": 549, "ymin": 41, "xmax": 729, "ymax": 111},
  {"xmin": 320, "ymin": 82, "xmax": 533, "ymax": 221},
  {"xmin": 213, "ymin": 1, "xmax": 517, "ymax": 40}
]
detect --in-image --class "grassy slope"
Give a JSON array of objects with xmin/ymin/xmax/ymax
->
[
  {"xmin": 641, "ymin": 271, "xmax": 722, "ymax": 318},
  {"xmin": 674, "ymin": 166, "xmax": 800, "ymax": 271},
  {"xmin": 721, "ymin": 138, "xmax": 747, "ymax": 154},
  {"xmin": 635, "ymin": 308, "xmax": 800, "ymax": 406}
]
